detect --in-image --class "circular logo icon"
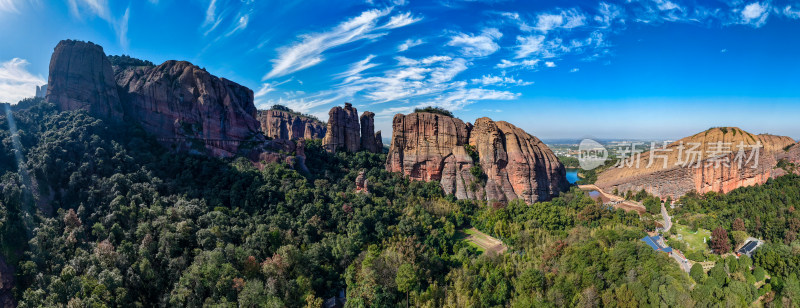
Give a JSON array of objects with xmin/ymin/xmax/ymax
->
[{"xmin": 578, "ymin": 139, "xmax": 608, "ymax": 170}]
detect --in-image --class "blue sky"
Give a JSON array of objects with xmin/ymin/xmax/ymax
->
[{"xmin": 1, "ymin": 0, "xmax": 799, "ymax": 139}]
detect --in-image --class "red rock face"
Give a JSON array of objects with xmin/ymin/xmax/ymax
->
[
  {"xmin": 596, "ymin": 127, "xmax": 796, "ymax": 199},
  {"xmin": 323, "ymin": 103, "xmax": 361, "ymax": 153},
  {"xmin": 359, "ymin": 111, "xmax": 382, "ymax": 153},
  {"xmin": 386, "ymin": 112, "xmax": 567, "ymax": 203},
  {"xmin": 44, "ymin": 40, "xmax": 302, "ymax": 164},
  {"xmin": 386, "ymin": 112, "xmax": 471, "ymax": 182},
  {"xmin": 46, "ymin": 40, "xmax": 123, "ymax": 121},
  {"xmin": 256, "ymin": 109, "xmax": 325, "ymax": 140},
  {"xmin": 115, "ymin": 61, "xmax": 264, "ymax": 157},
  {"xmin": 470, "ymin": 118, "xmax": 569, "ymax": 203}
]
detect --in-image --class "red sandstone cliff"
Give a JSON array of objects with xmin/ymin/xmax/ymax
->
[
  {"xmin": 257, "ymin": 109, "xmax": 326, "ymax": 140},
  {"xmin": 322, "ymin": 103, "xmax": 382, "ymax": 153},
  {"xmin": 45, "ymin": 39, "xmax": 301, "ymax": 163},
  {"xmin": 596, "ymin": 127, "xmax": 796, "ymax": 199},
  {"xmin": 46, "ymin": 40, "xmax": 123, "ymax": 121},
  {"xmin": 386, "ymin": 112, "xmax": 567, "ymax": 203}
]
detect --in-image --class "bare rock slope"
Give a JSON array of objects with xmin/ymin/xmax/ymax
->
[
  {"xmin": 386, "ymin": 112, "xmax": 568, "ymax": 203},
  {"xmin": 596, "ymin": 127, "xmax": 796, "ymax": 199}
]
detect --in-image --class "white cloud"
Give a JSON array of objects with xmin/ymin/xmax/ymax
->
[
  {"xmin": 0, "ymin": 58, "xmax": 46, "ymax": 104},
  {"xmin": 594, "ymin": 2, "xmax": 625, "ymax": 28},
  {"xmin": 570, "ymin": 68, "xmax": 579, "ymax": 73},
  {"xmin": 785, "ymin": 6, "xmax": 800, "ymax": 19},
  {"xmin": 498, "ymin": 11, "xmax": 533, "ymax": 32},
  {"xmin": 337, "ymin": 55, "xmax": 380, "ymax": 80},
  {"xmin": 446, "ymin": 28, "xmax": 503, "ymax": 57},
  {"xmin": 0, "ymin": 0, "xmax": 25, "ymax": 13},
  {"xmin": 496, "ymin": 59, "xmax": 539, "ymax": 69},
  {"xmin": 720, "ymin": 48, "xmax": 727, "ymax": 53},
  {"xmin": 534, "ymin": 9, "xmax": 586, "ymax": 33},
  {"xmin": 515, "ymin": 35, "xmax": 545, "ymax": 58},
  {"xmin": 471, "ymin": 74, "xmax": 532, "ymax": 86},
  {"xmin": 739, "ymin": 2, "xmax": 769, "ymax": 27},
  {"xmin": 67, "ymin": 0, "xmax": 130, "ymax": 50},
  {"xmin": 265, "ymin": 8, "xmax": 421, "ymax": 79},
  {"xmin": 545, "ymin": 61, "xmax": 556, "ymax": 67},
  {"xmin": 397, "ymin": 38, "xmax": 424, "ymax": 52},
  {"xmin": 225, "ymin": 14, "xmax": 249, "ymax": 37}
]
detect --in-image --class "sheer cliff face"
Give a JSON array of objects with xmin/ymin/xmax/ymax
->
[
  {"xmin": 470, "ymin": 118, "xmax": 569, "ymax": 203},
  {"xmin": 115, "ymin": 61, "xmax": 264, "ymax": 157},
  {"xmin": 46, "ymin": 40, "xmax": 124, "ymax": 121},
  {"xmin": 44, "ymin": 40, "xmax": 297, "ymax": 160},
  {"xmin": 596, "ymin": 127, "xmax": 796, "ymax": 199},
  {"xmin": 386, "ymin": 112, "xmax": 568, "ymax": 203},
  {"xmin": 256, "ymin": 110, "xmax": 326, "ymax": 141},
  {"xmin": 322, "ymin": 103, "xmax": 382, "ymax": 153}
]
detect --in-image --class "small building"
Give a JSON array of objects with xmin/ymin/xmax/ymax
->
[
  {"xmin": 641, "ymin": 235, "xmax": 673, "ymax": 255},
  {"xmin": 736, "ymin": 239, "xmax": 763, "ymax": 258}
]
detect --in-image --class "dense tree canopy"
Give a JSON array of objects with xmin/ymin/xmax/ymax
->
[{"xmin": 0, "ymin": 99, "xmax": 797, "ymax": 306}]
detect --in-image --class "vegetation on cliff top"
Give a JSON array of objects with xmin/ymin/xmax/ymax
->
[
  {"xmin": 413, "ymin": 106, "xmax": 454, "ymax": 118},
  {"xmin": 107, "ymin": 54, "xmax": 155, "ymax": 69}
]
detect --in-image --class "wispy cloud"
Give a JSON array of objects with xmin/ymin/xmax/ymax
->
[
  {"xmin": 337, "ymin": 54, "xmax": 380, "ymax": 81},
  {"xmin": 785, "ymin": 5, "xmax": 800, "ymax": 19},
  {"xmin": 447, "ymin": 28, "xmax": 503, "ymax": 57},
  {"xmin": 515, "ymin": 35, "xmax": 545, "ymax": 58},
  {"xmin": 739, "ymin": 2, "xmax": 769, "ymax": 27},
  {"xmin": 534, "ymin": 8, "xmax": 586, "ymax": 33},
  {"xmin": 544, "ymin": 61, "xmax": 556, "ymax": 67},
  {"xmin": 496, "ymin": 59, "xmax": 539, "ymax": 69},
  {"xmin": 397, "ymin": 38, "xmax": 424, "ymax": 52},
  {"xmin": 471, "ymin": 74, "xmax": 532, "ymax": 86},
  {"xmin": 570, "ymin": 68, "xmax": 579, "ymax": 73},
  {"xmin": 67, "ymin": 0, "xmax": 130, "ymax": 50},
  {"xmin": 264, "ymin": 8, "xmax": 421, "ymax": 80},
  {"xmin": 0, "ymin": 58, "xmax": 46, "ymax": 104}
]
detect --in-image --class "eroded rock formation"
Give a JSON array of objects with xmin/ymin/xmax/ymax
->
[
  {"xmin": 257, "ymin": 109, "xmax": 326, "ymax": 140},
  {"xmin": 46, "ymin": 40, "xmax": 123, "ymax": 121},
  {"xmin": 386, "ymin": 112, "xmax": 567, "ymax": 203},
  {"xmin": 322, "ymin": 103, "xmax": 382, "ymax": 153},
  {"xmin": 45, "ymin": 39, "xmax": 301, "ymax": 163},
  {"xmin": 596, "ymin": 127, "xmax": 796, "ymax": 199},
  {"xmin": 470, "ymin": 118, "xmax": 570, "ymax": 203},
  {"xmin": 323, "ymin": 103, "xmax": 361, "ymax": 153},
  {"xmin": 360, "ymin": 111, "xmax": 382, "ymax": 153}
]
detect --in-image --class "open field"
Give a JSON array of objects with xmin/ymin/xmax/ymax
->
[
  {"xmin": 457, "ymin": 228, "xmax": 508, "ymax": 255},
  {"xmin": 673, "ymin": 224, "xmax": 711, "ymax": 253}
]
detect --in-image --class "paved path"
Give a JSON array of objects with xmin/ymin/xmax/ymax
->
[
  {"xmin": 661, "ymin": 203, "xmax": 672, "ymax": 232},
  {"xmin": 578, "ymin": 185, "xmax": 647, "ymax": 214}
]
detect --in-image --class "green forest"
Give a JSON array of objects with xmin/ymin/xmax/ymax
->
[{"xmin": 2, "ymin": 99, "xmax": 800, "ymax": 307}]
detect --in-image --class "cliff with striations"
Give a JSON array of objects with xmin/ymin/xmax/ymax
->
[
  {"xmin": 45, "ymin": 39, "xmax": 301, "ymax": 162},
  {"xmin": 322, "ymin": 103, "xmax": 382, "ymax": 153},
  {"xmin": 386, "ymin": 112, "xmax": 568, "ymax": 203},
  {"xmin": 256, "ymin": 109, "xmax": 326, "ymax": 141},
  {"xmin": 596, "ymin": 127, "xmax": 796, "ymax": 199}
]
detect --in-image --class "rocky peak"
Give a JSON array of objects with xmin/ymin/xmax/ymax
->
[
  {"xmin": 386, "ymin": 112, "xmax": 567, "ymax": 203},
  {"xmin": 321, "ymin": 103, "xmax": 360, "ymax": 153},
  {"xmin": 44, "ymin": 39, "xmax": 303, "ymax": 164},
  {"xmin": 359, "ymin": 111, "xmax": 382, "ymax": 153},
  {"xmin": 257, "ymin": 109, "xmax": 326, "ymax": 141},
  {"xmin": 46, "ymin": 39, "xmax": 123, "ymax": 121}
]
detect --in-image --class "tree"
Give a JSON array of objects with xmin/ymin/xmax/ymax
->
[
  {"xmin": 711, "ymin": 227, "xmax": 731, "ymax": 254},
  {"xmin": 396, "ymin": 263, "xmax": 417, "ymax": 308},
  {"xmin": 753, "ymin": 267, "xmax": 766, "ymax": 282},
  {"xmin": 732, "ymin": 218, "xmax": 745, "ymax": 231},
  {"xmin": 690, "ymin": 263, "xmax": 706, "ymax": 283}
]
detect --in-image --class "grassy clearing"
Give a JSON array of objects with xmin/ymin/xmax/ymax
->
[
  {"xmin": 456, "ymin": 227, "xmax": 507, "ymax": 255},
  {"xmin": 673, "ymin": 224, "xmax": 711, "ymax": 253}
]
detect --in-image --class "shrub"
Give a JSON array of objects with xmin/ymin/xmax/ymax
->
[{"xmin": 414, "ymin": 106, "xmax": 454, "ymax": 117}]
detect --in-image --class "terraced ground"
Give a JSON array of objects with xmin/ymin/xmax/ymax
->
[{"xmin": 458, "ymin": 228, "xmax": 507, "ymax": 255}]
